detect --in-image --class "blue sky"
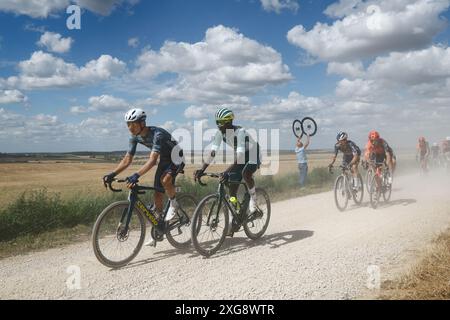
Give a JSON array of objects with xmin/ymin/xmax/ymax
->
[{"xmin": 1, "ymin": 0, "xmax": 450, "ymax": 152}]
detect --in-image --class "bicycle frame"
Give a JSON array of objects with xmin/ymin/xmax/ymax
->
[
  {"xmin": 207, "ymin": 180, "xmax": 251, "ymax": 228},
  {"xmin": 121, "ymin": 189, "xmax": 163, "ymax": 229},
  {"xmin": 107, "ymin": 181, "xmax": 183, "ymax": 235},
  {"xmin": 372, "ymin": 162, "xmax": 389, "ymax": 188}
]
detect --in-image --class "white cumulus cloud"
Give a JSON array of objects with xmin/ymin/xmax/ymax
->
[
  {"xmin": 287, "ymin": 0, "xmax": 450, "ymax": 62},
  {"xmin": 37, "ymin": 32, "xmax": 73, "ymax": 54},
  {"xmin": 0, "ymin": 0, "xmax": 139, "ymax": 18},
  {"xmin": 3, "ymin": 51, "xmax": 126, "ymax": 90},
  {"xmin": 88, "ymin": 94, "xmax": 129, "ymax": 112},
  {"xmin": 0, "ymin": 89, "xmax": 28, "ymax": 104},
  {"xmin": 133, "ymin": 25, "xmax": 292, "ymax": 104},
  {"xmin": 260, "ymin": 0, "xmax": 299, "ymax": 14}
]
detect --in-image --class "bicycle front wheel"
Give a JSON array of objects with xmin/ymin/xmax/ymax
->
[
  {"xmin": 352, "ymin": 173, "xmax": 364, "ymax": 205},
  {"xmin": 191, "ymin": 194, "xmax": 229, "ymax": 257},
  {"xmin": 366, "ymin": 168, "xmax": 374, "ymax": 193},
  {"xmin": 369, "ymin": 176, "xmax": 381, "ymax": 209},
  {"xmin": 334, "ymin": 175, "xmax": 349, "ymax": 211},
  {"xmin": 165, "ymin": 193, "xmax": 198, "ymax": 249},
  {"xmin": 92, "ymin": 201, "xmax": 146, "ymax": 268},
  {"xmin": 244, "ymin": 188, "xmax": 271, "ymax": 240}
]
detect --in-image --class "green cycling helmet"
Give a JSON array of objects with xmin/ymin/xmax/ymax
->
[{"xmin": 215, "ymin": 108, "xmax": 234, "ymax": 123}]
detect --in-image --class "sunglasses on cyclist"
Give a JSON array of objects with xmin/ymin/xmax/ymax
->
[{"xmin": 216, "ymin": 120, "xmax": 230, "ymax": 126}]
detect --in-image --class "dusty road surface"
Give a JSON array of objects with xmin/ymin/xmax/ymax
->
[{"xmin": 1, "ymin": 171, "xmax": 449, "ymax": 300}]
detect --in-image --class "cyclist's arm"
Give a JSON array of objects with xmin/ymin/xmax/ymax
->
[
  {"xmin": 134, "ymin": 130, "xmax": 162, "ymax": 176},
  {"xmin": 364, "ymin": 142, "xmax": 372, "ymax": 162},
  {"xmin": 136, "ymin": 151, "xmax": 159, "ymax": 176},
  {"xmin": 112, "ymin": 137, "xmax": 137, "ymax": 175},
  {"xmin": 330, "ymin": 145, "xmax": 339, "ymax": 165},
  {"xmin": 201, "ymin": 131, "xmax": 222, "ymax": 171},
  {"xmin": 350, "ymin": 153, "xmax": 360, "ymax": 166},
  {"xmin": 111, "ymin": 152, "xmax": 134, "ymax": 176},
  {"xmin": 200, "ymin": 150, "xmax": 215, "ymax": 172},
  {"xmin": 349, "ymin": 142, "xmax": 360, "ymax": 165},
  {"xmin": 236, "ymin": 129, "xmax": 247, "ymax": 165}
]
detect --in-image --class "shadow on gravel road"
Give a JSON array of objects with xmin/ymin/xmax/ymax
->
[
  {"xmin": 377, "ymin": 198, "xmax": 417, "ymax": 209},
  {"xmin": 206, "ymin": 229, "xmax": 315, "ymax": 259},
  {"xmin": 117, "ymin": 230, "xmax": 314, "ymax": 270},
  {"xmin": 342, "ymin": 198, "xmax": 416, "ymax": 212}
]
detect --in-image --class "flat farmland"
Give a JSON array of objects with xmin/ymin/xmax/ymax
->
[{"xmin": 0, "ymin": 152, "xmax": 333, "ymax": 206}]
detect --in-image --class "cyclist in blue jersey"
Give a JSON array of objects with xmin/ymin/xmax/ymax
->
[
  {"xmin": 103, "ymin": 108, "xmax": 185, "ymax": 234},
  {"xmin": 328, "ymin": 132, "xmax": 362, "ymax": 189}
]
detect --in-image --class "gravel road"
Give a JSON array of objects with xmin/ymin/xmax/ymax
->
[{"xmin": 1, "ymin": 171, "xmax": 449, "ymax": 300}]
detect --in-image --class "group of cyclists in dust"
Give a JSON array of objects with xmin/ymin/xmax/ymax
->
[
  {"xmin": 102, "ymin": 107, "xmax": 450, "ymax": 246},
  {"xmin": 416, "ymin": 136, "xmax": 450, "ymax": 172}
]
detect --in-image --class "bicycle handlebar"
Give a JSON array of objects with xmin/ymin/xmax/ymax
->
[
  {"xmin": 104, "ymin": 179, "xmax": 165, "ymax": 193},
  {"xmin": 196, "ymin": 172, "xmax": 221, "ymax": 186},
  {"xmin": 328, "ymin": 165, "xmax": 351, "ymax": 174}
]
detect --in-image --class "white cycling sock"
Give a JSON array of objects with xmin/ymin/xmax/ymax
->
[
  {"xmin": 249, "ymin": 187, "xmax": 257, "ymax": 200},
  {"xmin": 170, "ymin": 197, "xmax": 178, "ymax": 208}
]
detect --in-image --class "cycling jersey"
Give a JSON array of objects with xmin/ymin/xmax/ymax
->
[
  {"xmin": 128, "ymin": 126, "xmax": 182, "ymax": 162},
  {"xmin": 334, "ymin": 140, "xmax": 361, "ymax": 157},
  {"xmin": 128, "ymin": 126, "xmax": 184, "ymax": 191},
  {"xmin": 364, "ymin": 139, "xmax": 393, "ymax": 158},
  {"xmin": 211, "ymin": 126, "xmax": 260, "ymax": 165},
  {"xmin": 417, "ymin": 141, "xmax": 430, "ymax": 156}
]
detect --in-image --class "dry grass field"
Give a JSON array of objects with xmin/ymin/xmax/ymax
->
[{"xmin": 0, "ymin": 153, "xmax": 333, "ymax": 207}]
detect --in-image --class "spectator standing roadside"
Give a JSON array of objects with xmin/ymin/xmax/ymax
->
[{"xmin": 295, "ymin": 134, "xmax": 310, "ymax": 188}]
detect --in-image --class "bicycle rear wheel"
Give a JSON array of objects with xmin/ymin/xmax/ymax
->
[
  {"xmin": 92, "ymin": 201, "xmax": 146, "ymax": 268},
  {"xmin": 334, "ymin": 175, "xmax": 349, "ymax": 211},
  {"xmin": 382, "ymin": 172, "xmax": 392, "ymax": 202},
  {"xmin": 191, "ymin": 194, "xmax": 229, "ymax": 257},
  {"xmin": 166, "ymin": 193, "xmax": 198, "ymax": 249},
  {"xmin": 244, "ymin": 188, "xmax": 271, "ymax": 240}
]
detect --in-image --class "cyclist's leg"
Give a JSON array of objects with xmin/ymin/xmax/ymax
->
[
  {"xmin": 392, "ymin": 154, "xmax": 397, "ymax": 173},
  {"xmin": 376, "ymin": 154, "xmax": 385, "ymax": 188},
  {"xmin": 242, "ymin": 164, "xmax": 257, "ymax": 189},
  {"xmin": 160, "ymin": 160, "xmax": 184, "ymax": 217},
  {"xmin": 153, "ymin": 162, "xmax": 167, "ymax": 215},
  {"xmin": 351, "ymin": 155, "xmax": 360, "ymax": 186},
  {"xmin": 228, "ymin": 164, "xmax": 245, "ymax": 198},
  {"xmin": 386, "ymin": 152, "xmax": 394, "ymax": 181},
  {"xmin": 242, "ymin": 163, "xmax": 258, "ymax": 212},
  {"xmin": 419, "ymin": 152, "xmax": 427, "ymax": 172}
]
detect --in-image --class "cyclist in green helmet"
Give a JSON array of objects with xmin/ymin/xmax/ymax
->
[{"xmin": 194, "ymin": 108, "xmax": 261, "ymax": 231}]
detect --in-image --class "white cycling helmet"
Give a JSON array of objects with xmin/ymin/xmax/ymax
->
[{"xmin": 124, "ymin": 108, "xmax": 147, "ymax": 122}]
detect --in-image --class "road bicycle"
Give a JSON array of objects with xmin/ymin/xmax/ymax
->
[
  {"xmin": 368, "ymin": 162, "xmax": 392, "ymax": 209},
  {"xmin": 329, "ymin": 165, "xmax": 364, "ymax": 211},
  {"xmin": 190, "ymin": 172, "xmax": 271, "ymax": 257},
  {"xmin": 92, "ymin": 177, "xmax": 197, "ymax": 268}
]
